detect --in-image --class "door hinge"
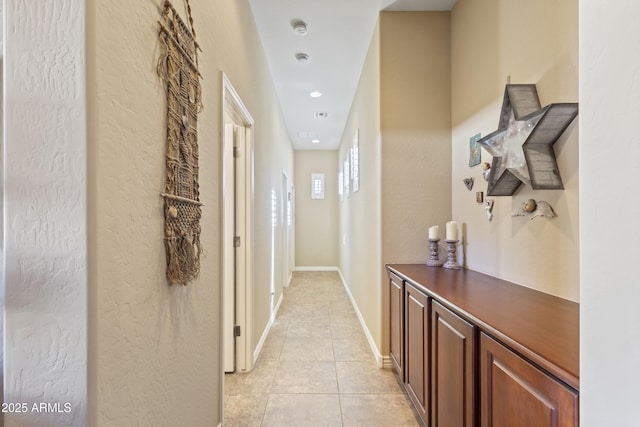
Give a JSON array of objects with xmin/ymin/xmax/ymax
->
[
  {"xmin": 233, "ymin": 147, "xmax": 240, "ymax": 158},
  {"xmin": 233, "ymin": 236, "xmax": 241, "ymax": 247},
  {"xmin": 234, "ymin": 325, "xmax": 241, "ymax": 337}
]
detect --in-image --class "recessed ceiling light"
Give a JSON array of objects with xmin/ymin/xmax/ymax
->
[
  {"xmin": 292, "ymin": 20, "xmax": 308, "ymax": 36},
  {"xmin": 295, "ymin": 53, "xmax": 310, "ymax": 63},
  {"xmin": 310, "ymin": 91, "xmax": 322, "ymax": 98},
  {"xmin": 312, "ymin": 139, "xmax": 320, "ymax": 143}
]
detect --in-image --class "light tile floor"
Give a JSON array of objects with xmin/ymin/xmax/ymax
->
[{"xmin": 224, "ymin": 271, "xmax": 420, "ymax": 427}]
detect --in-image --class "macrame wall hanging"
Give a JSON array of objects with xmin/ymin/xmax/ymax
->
[{"xmin": 157, "ymin": 0, "xmax": 203, "ymax": 285}]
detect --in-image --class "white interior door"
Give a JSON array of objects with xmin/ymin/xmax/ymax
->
[
  {"xmin": 221, "ymin": 73, "xmax": 254, "ymax": 378},
  {"xmin": 223, "ymin": 122, "xmax": 236, "ymax": 373},
  {"xmin": 234, "ymin": 125, "xmax": 248, "ymax": 372},
  {"xmin": 223, "ymin": 121, "xmax": 249, "ymax": 373}
]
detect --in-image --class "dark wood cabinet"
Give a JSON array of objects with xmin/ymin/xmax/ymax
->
[
  {"xmin": 405, "ymin": 282, "xmax": 430, "ymax": 422},
  {"xmin": 431, "ymin": 301, "xmax": 476, "ymax": 427},
  {"xmin": 480, "ymin": 333, "xmax": 578, "ymax": 427},
  {"xmin": 387, "ymin": 264, "xmax": 579, "ymax": 427},
  {"xmin": 389, "ymin": 272, "xmax": 404, "ymax": 380}
]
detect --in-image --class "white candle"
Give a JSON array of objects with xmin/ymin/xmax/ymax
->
[
  {"xmin": 446, "ymin": 221, "xmax": 458, "ymax": 241},
  {"xmin": 428, "ymin": 225, "xmax": 439, "ymax": 240}
]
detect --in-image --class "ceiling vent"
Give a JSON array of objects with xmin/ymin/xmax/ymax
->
[
  {"xmin": 292, "ymin": 20, "xmax": 308, "ymax": 36},
  {"xmin": 313, "ymin": 112, "xmax": 329, "ymax": 119}
]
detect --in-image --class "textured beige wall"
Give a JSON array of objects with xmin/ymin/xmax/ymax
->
[
  {"xmin": 294, "ymin": 150, "xmax": 339, "ymax": 267},
  {"xmin": 381, "ymin": 11, "xmax": 452, "ymax": 264},
  {"xmin": 338, "ymin": 12, "xmax": 452, "ymax": 359},
  {"xmin": 4, "ymin": 1, "xmax": 87, "ymax": 425},
  {"xmin": 380, "ymin": 12, "xmax": 452, "ymax": 354},
  {"xmin": 451, "ymin": 0, "xmax": 579, "ymax": 301},
  {"xmin": 338, "ymin": 20, "xmax": 383, "ymax": 356},
  {"xmin": 89, "ymin": 0, "xmax": 292, "ymax": 424}
]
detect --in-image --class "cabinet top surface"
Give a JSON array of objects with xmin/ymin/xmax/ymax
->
[{"xmin": 387, "ymin": 264, "xmax": 579, "ymax": 388}]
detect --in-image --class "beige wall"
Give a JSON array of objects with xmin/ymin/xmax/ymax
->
[
  {"xmin": 294, "ymin": 150, "xmax": 339, "ymax": 267},
  {"xmin": 451, "ymin": 0, "xmax": 579, "ymax": 301},
  {"xmin": 338, "ymin": 20, "xmax": 383, "ymax": 358},
  {"xmin": 337, "ymin": 12, "xmax": 452, "ymax": 360},
  {"xmin": 381, "ymin": 12, "xmax": 452, "ymax": 265},
  {"xmin": 380, "ymin": 12, "xmax": 452, "ymax": 355},
  {"xmin": 89, "ymin": 0, "xmax": 292, "ymax": 424}
]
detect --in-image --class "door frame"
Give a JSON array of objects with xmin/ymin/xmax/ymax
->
[{"xmin": 220, "ymin": 72, "xmax": 254, "ymax": 381}]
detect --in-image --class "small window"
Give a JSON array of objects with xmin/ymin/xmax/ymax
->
[{"xmin": 311, "ymin": 173, "xmax": 325, "ymax": 199}]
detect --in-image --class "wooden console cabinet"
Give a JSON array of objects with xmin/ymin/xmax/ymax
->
[{"xmin": 387, "ymin": 264, "xmax": 579, "ymax": 427}]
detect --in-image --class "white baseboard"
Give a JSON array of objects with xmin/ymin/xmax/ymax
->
[
  {"xmin": 336, "ymin": 269, "xmax": 387, "ymax": 368},
  {"xmin": 294, "ymin": 265, "xmax": 339, "ymax": 271},
  {"xmin": 286, "ymin": 271, "xmax": 292, "ymax": 287},
  {"xmin": 253, "ymin": 292, "xmax": 284, "ymax": 364}
]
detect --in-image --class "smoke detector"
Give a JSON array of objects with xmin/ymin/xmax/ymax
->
[
  {"xmin": 292, "ymin": 20, "xmax": 308, "ymax": 36},
  {"xmin": 295, "ymin": 53, "xmax": 310, "ymax": 63},
  {"xmin": 313, "ymin": 112, "xmax": 329, "ymax": 119}
]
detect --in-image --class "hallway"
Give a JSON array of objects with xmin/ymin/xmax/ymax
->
[{"xmin": 224, "ymin": 271, "xmax": 419, "ymax": 426}]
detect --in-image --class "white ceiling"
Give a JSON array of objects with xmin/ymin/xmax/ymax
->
[{"xmin": 248, "ymin": 0, "xmax": 457, "ymax": 150}]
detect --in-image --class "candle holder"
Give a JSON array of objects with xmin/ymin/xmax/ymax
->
[
  {"xmin": 426, "ymin": 238, "xmax": 443, "ymax": 267},
  {"xmin": 443, "ymin": 239, "xmax": 461, "ymax": 270}
]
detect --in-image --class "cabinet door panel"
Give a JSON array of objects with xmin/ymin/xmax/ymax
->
[
  {"xmin": 405, "ymin": 282, "xmax": 429, "ymax": 423},
  {"xmin": 389, "ymin": 273, "xmax": 404, "ymax": 379},
  {"xmin": 431, "ymin": 300, "xmax": 476, "ymax": 427},
  {"xmin": 480, "ymin": 333, "xmax": 578, "ymax": 427}
]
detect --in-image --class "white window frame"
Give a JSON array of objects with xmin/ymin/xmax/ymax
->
[{"xmin": 311, "ymin": 173, "xmax": 325, "ymax": 199}]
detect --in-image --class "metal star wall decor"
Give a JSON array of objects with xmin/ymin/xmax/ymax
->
[{"xmin": 477, "ymin": 84, "xmax": 578, "ymax": 196}]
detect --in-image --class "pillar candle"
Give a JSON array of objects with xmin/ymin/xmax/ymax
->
[
  {"xmin": 446, "ymin": 221, "xmax": 458, "ymax": 241},
  {"xmin": 428, "ymin": 225, "xmax": 439, "ymax": 240}
]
